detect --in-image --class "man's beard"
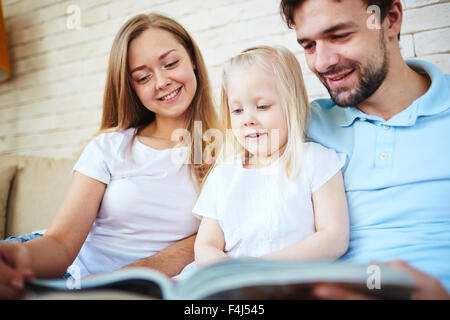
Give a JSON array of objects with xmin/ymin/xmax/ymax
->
[{"xmin": 319, "ymin": 37, "xmax": 389, "ymax": 107}]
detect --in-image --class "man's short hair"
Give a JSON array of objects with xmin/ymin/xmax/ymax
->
[{"xmin": 280, "ymin": 0, "xmax": 395, "ymax": 29}]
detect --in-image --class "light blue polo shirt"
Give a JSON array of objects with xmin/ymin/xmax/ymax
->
[{"xmin": 308, "ymin": 60, "xmax": 450, "ymax": 291}]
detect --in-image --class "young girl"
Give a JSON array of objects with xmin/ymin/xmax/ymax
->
[
  {"xmin": 194, "ymin": 46, "xmax": 349, "ymax": 267},
  {"xmin": 0, "ymin": 13, "xmax": 221, "ymax": 298}
]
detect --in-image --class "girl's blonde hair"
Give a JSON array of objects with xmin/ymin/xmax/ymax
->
[
  {"xmin": 220, "ymin": 45, "xmax": 310, "ymax": 180},
  {"xmin": 96, "ymin": 13, "xmax": 222, "ymax": 189}
]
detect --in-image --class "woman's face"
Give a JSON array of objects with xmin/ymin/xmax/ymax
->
[{"xmin": 128, "ymin": 27, "xmax": 197, "ymax": 122}]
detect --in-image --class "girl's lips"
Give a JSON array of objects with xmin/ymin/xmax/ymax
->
[
  {"xmin": 245, "ymin": 132, "xmax": 267, "ymax": 139},
  {"xmin": 159, "ymin": 86, "xmax": 182, "ymax": 104}
]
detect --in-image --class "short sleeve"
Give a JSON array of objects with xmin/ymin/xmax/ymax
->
[
  {"xmin": 72, "ymin": 134, "xmax": 112, "ymax": 185},
  {"xmin": 192, "ymin": 166, "xmax": 221, "ymax": 220},
  {"xmin": 305, "ymin": 142, "xmax": 346, "ymax": 193}
]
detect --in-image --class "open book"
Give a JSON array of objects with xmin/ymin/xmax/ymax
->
[{"xmin": 26, "ymin": 259, "xmax": 414, "ymax": 300}]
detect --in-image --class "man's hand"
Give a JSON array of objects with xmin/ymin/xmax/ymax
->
[{"xmin": 313, "ymin": 260, "xmax": 450, "ymax": 300}]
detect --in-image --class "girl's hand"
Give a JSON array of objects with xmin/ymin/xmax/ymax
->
[{"xmin": 0, "ymin": 242, "xmax": 35, "ymax": 299}]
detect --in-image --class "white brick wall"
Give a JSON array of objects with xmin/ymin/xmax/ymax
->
[{"xmin": 1, "ymin": 0, "xmax": 449, "ymax": 159}]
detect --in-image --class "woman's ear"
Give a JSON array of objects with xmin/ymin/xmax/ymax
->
[{"xmin": 384, "ymin": 0, "xmax": 403, "ymax": 42}]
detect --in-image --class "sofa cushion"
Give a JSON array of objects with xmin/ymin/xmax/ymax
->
[
  {"xmin": 6, "ymin": 156, "xmax": 76, "ymax": 237},
  {"xmin": 0, "ymin": 164, "xmax": 17, "ymax": 239}
]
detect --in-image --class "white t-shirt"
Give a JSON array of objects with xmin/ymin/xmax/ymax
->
[
  {"xmin": 193, "ymin": 142, "xmax": 346, "ymax": 259},
  {"xmin": 70, "ymin": 128, "xmax": 199, "ymax": 277}
]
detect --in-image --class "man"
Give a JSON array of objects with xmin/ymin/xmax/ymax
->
[{"xmin": 280, "ymin": 0, "xmax": 450, "ymax": 299}]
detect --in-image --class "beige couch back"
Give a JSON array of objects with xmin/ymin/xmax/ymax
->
[{"xmin": 1, "ymin": 155, "xmax": 76, "ymax": 238}]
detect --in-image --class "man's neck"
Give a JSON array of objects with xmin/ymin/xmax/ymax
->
[{"xmin": 357, "ymin": 56, "xmax": 431, "ymax": 121}]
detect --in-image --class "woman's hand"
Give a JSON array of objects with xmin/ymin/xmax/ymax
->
[{"xmin": 0, "ymin": 242, "xmax": 35, "ymax": 299}]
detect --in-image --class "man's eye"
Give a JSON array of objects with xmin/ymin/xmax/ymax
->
[
  {"xmin": 303, "ymin": 42, "xmax": 315, "ymax": 51},
  {"xmin": 332, "ymin": 33, "xmax": 350, "ymax": 40}
]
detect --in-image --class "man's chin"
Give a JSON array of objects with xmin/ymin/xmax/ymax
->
[
  {"xmin": 331, "ymin": 95, "xmax": 356, "ymax": 107},
  {"xmin": 328, "ymin": 88, "xmax": 358, "ymax": 107}
]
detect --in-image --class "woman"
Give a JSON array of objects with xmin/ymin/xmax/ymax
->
[{"xmin": 0, "ymin": 13, "xmax": 222, "ymax": 299}]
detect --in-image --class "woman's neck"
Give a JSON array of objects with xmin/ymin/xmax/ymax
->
[
  {"xmin": 141, "ymin": 116, "xmax": 188, "ymax": 141},
  {"xmin": 139, "ymin": 116, "xmax": 188, "ymax": 150}
]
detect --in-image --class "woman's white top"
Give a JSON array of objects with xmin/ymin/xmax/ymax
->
[
  {"xmin": 193, "ymin": 142, "xmax": 346, "ymax": 259},
  {"xmin": 70, "ymin": 128, "xmax": 199, "ymax": 277}
]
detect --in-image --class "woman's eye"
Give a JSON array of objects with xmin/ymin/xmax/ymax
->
[
  {"xmin": 137, "ymin": 74, "xmax": 152, "ymax": 83},
  {"xmin": 164, "ymin": 60, "xmax": 179, "ymax": 69}
]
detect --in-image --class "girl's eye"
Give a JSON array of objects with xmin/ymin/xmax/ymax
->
[
  {"xmin": 232, "ymin": 108, "xmax": 243, "ymax": 114},
  {"xmin": 257, "ymin": 105, "xmax": 270, "ymax": 110}
]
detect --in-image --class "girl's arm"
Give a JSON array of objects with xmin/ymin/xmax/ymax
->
[
  {"xmin": 22, "ymin": 172, "xmax": 106, "ymax": 278},
  {"xmin": 262, "ymin": 170, "xmax": 349, "ymax": 261},
  {"xmin": 194, "ymin": 217, "xmax": 228, "ymax": 268}
]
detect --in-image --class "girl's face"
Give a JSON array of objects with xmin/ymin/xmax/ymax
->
[
  {"xmin": 226, "ymin": 65, "xmax": 288, "ymax": 165},
  {"xmin": 128, "ymin": 27, "xmax": 197, "ymax": 123}
]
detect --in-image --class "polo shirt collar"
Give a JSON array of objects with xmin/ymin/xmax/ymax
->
[{"xmin": 336, "ymin": 59, "xmax": 450, "ymax": 128}]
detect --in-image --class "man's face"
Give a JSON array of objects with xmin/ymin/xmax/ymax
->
[{"xmin": 293, "ymin": 0, "xmax": 390, "ymax": 107}]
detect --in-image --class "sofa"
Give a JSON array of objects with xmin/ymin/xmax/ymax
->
[{"xmin": 0, "ymin": 154, "xmax": 77, "ymax": 239}]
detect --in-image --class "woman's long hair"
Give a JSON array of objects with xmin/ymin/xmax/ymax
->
[{"xmin": 98, "ymin": 13, "xmax": 222, "ymax": 190}]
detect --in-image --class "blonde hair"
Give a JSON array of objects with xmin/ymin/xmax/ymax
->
[
  {"xmin": 96, "ymin": 13, "xmax": 221, "ymax": 189},
  {"xmin": 220, "ymin": 45, "xmax": 310, "ymax": 180}
]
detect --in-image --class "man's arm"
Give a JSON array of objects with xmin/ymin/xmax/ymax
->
[{"xmin": 120, "ymin": 234, "xmax": 196, "ymax": 278}]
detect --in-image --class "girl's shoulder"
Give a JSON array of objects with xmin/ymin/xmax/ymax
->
[
  {"xmin": 303, "ymin": 141, "xmax": 341, "ymax": 160},
  {"xmin": 302, "ymin": 141, "xmax": 347, "ymax": 181},
  {"xmin": 210, "ymin": 158, "xmax": 241, "ymax": 175},
  {"xmin": 202, "ymin": 158, "xmax": 242, "ymax": 184}
]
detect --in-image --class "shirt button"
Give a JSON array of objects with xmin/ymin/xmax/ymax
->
[
  {"xmin": 379, "ymin": 152, "xmax": 389, "ymax": 160},
  {"xmin": 382, "ymin": 125, "xmax": 390, "ymax": 130}
]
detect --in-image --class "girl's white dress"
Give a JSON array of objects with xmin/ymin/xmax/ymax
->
[{"xmin": 176, "ymin": 142, "xmax": 345, "ymax": 280}]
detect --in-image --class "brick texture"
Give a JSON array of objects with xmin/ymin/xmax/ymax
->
[{"xmin": 1, "ymin": 0, "xmax": 449, "ymax": 158}]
